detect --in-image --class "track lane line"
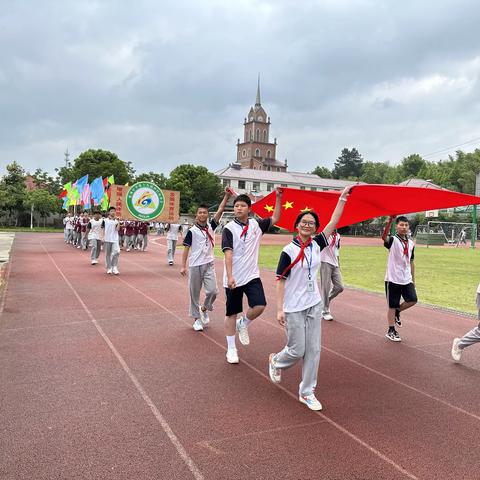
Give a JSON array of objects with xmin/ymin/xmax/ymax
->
[{"xmin": 40, "ymin": 242, "xmax": 205, "ymax": 480}]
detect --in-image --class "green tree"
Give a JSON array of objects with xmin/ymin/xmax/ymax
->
[
  {"xmin": 360, "ymin": 161, "xmax": 397, "ymax": 184},
  {"xmin": 59, "ymin": 149, "xmax": 135, "ymax": 185},
  {"xmin": 166, "ymin": 164, "xmax": 223, "ymax": 213},
  {"xmin": 311, "ymin": 166, "xmax": 332, "ymax": 178},
  {"xmin": 0, "ymin": 161, "xmax": 27, "ymax": 226},
  {"xmin": 398, "ymin": 154, "xmax": 426, "ymax": 178},
  {"xmin": 31, "ymin": 168, "xmax": 62, "ymax": 195},
  {"xmin": 134, "ymin": 171, "xmax": 168, "ymax": 187},
  {"xmin": 332, "ymin": 148, "xmax": 364, "ymax": 179},
  {"xmin": 24, "ymin": 189, "xmax": 61, "ymax": 227}
]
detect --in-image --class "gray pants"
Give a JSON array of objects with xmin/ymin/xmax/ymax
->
[
  {"xmin": 81, "ymin": 232, "xmax": 89, "ymax": 250},
  {"xmin": 189, "ymin": 262, "xmax": 218, "ymax": 319},
  {"xmin": 104, "ymin": 241, "xmax": 119, "ymax": 269},
  {"xmin": 273, "ymin": 301, "xmax": 323, "ymax": 397},
  {"xmin": 167, "ymin": 239, "xmax": 177, "ymax": 263},
  {"xmin": 125, "ymin": 235, "xmax": 135, "ymax": 250},
  {"xmin": 65, "ymin": 229, "xmax": 73, "ymax": 242},
  {"xmin": 90, "ymin": 239, "xmax": 102, "ymax": 261},
  {"xmin": 458, "ymin": 295, "xmax": 480, "ymax": 350},
  {"xmin": 136, "ymin": 234, "xmax": 148, "ymax": 250},
  {"xmin": 320, "ymin": 262, "xmax": 344, "ymax": 313}
]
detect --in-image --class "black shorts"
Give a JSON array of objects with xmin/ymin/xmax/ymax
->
[
  {"xmin": 385, "ymin": 281, "xmax": 418, "ymax": 309},
  {"xmin": 225, "ymin": 278, "xmax": 267, "ymax": 316}
]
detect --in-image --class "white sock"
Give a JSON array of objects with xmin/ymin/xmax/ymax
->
[
  {"xmin": 243, "ymin": 316, "xmax": 252, "ymax": 328},
  {"xmin": 226, "ymin": 335, "xmax": 236, "ymax": 350}
]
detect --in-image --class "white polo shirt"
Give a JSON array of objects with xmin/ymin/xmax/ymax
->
[
  {"xmin": 183, "ymin": 220, "xmax": 218, "ymax": 267},
  {"xmin": 320, "ymin": 233, "xmax": 341, "ymax": 267},
  {"xmin": 384, "ymin": 235, "xmax": 415, "ymax": 285},
  {"xmin": 87, "ymin": 218, "xmax": 103, "ymax": 240},
  {"xmin": 64, "ymin": 216, "xmax": 74, "ymax": 230},
  {"xmin": 221, "ymin": 217, "xmax": 271, "ymax": 287},
  {"xmin": 103, "ymin": 218, "xmax": 119, "ymax": 243},
  {"xmin": 167, "ymin": 223, "xmax": 182, "ymax": 241},
  {"xmin": 276, "ymin": 233, "xmax": 329, "ymax": 313}
]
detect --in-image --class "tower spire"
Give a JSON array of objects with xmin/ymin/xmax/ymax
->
[{"xmin": 255, "ymin": 74, "xmax": 261, "ymax": 107}]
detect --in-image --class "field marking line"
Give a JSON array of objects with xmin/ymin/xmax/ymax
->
[
  {"xmin": 197, "ymin": 419, "xmax": 327, "ymax": 454},
  {"xmin": 40, "ymin": 242, "xmax": 205, "ymax": 480},
  {"xmin": 110, "ymin": 271, "xmax": 419, "ymax": 480}
]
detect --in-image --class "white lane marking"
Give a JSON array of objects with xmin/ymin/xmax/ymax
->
[
  {"xmin": 41, "ymin": 243, "xmax": 204, "ymax": 480},
  {"xmin": 111, "ymin": 272, "xmax": 419, "ymax": 480}
]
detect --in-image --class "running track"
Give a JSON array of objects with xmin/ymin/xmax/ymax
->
[{"xmin": 1, "ymin": 233, "xmax": 479, "ymax": 480}]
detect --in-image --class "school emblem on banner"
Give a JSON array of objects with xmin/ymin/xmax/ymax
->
[{"xmin": 126, "ymin": 182, "xmax": 165, "ymax": 220}]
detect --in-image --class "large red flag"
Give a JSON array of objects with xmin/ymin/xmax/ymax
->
[{"xmin": 251, "ymin": 185, "xmax": 480, "ymax": 231}]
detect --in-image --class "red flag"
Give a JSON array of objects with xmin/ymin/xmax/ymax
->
[
  {"xmin": 251, "ymin": 185, "xmax": 480, "ymax": 232},
  {"xmin": 57, "ymin": 189, "xmax": 67, "ymax": 199}
]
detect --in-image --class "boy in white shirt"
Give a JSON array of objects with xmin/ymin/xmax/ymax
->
[
  {"xmin": 221, "ymin": 189, "xmax": 283, "ymax": 364},
  {"xmin": 320, "ymin": 229, "xmax": 344, "ymax": 321},
  {"xmin": 181, "ymin": 189, "xmax": 232, "ymax": 331},
  {"xmin": 382, "ymin": 215, "xmax": 418, "ymax": 342},
  {"xmin": 102, "ymin": 207, "xmax": 120, "ymax": 275},
  {"xmin": 451, "ymin": 283, "xmax": 480, "ymax": 361},
  {"xmin": 86, "ymin": 211, "xmax": 103, "ymax": 265},
  {"xmin": 63, "ymin": 213, "xmax": 74, "ymax": 243},
  {"xmin": 166, "ymin": 223, "xmax": 183, "ymax": 265}
]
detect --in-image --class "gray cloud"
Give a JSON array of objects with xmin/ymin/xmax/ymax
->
[{"xmin": 1, "ymin": 0, "xmax": 480, "ymax": 177}]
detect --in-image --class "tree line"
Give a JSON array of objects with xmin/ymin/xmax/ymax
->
[
  {"xmin": 312, "ymin": 147, "xmax": 480, "ymax": 194},
  {"xmin": 1, "ymin": 146, "xmax": 479, "ymax": 227}
]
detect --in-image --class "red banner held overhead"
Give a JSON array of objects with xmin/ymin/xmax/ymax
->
[{"xmin": 251, "ymin": 185, "xmax": 480, "ymax": 231}]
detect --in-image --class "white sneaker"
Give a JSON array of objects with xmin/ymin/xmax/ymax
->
[
  {"xmin": 200, "ymin": 309, "xmax": 210, "ymax": 325},
  {"xmin": 226, "ymin": 348, "xmax": 239, "ymax": 364},
  {"xmin": 451, "ymin": 338, "xmax": 463, "ymax": 362},
  {"xmin": 268, "ymin": 353, "xmax": 281, "ymax": 383},
  {"xmin": 91, "ymin": 259, "xmax": 98, "ymax": 265},
  {"xmin": 106, "ymin": 268, "xmax": 112, "ymax": 274},
  {"xmin": 126, "ymin": 248, "xmax": 130, "ymax": 252},
  {"xmin": 77, "ymin": 245, "xmax": 81, "ymax": 249},
  {"xmin": 112, "ymin": 267, "xmax": 119, "ymax": 275},
  {"xmin": 236, "ymin": 317, "xmax": 250, "ymax": 346},
  {"xmin": 322, "ymin": 312, "xmax": 334, "ymax": 321},
  {"xmin": 299, "ymin": 394, "xmax": 323, "ymax": 411},
  {"xmin": 193, "ymin": 319, "xmax": 204, "ymax": 331}
]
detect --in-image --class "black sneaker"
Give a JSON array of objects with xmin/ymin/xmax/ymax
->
[
  {"xmin": 386, "ymin": 329, "xmax": 401, "ymax": 342},
  {"xmin": 394, "ymin": 309, "xmax": 401, "ymax": 327}
]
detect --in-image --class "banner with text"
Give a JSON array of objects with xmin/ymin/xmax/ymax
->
[{"xmin": 110, "ymin": 182, "xmax": 180, "ymax": 222}]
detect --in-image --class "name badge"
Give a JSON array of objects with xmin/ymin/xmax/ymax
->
[{"xmin": 307, "ymin": 280, "xmax": 315, "ymax": 293}]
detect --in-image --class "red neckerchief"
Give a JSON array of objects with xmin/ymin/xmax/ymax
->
[
  {"xmin": 278, "ymin": 236, "xmax": 312, "ymax": 279},
  {"xmin": 397, "ymin": 235, "xmax": 409, "ymax": 256},
  {"xmin": 330, "ymin": 231, "xmax": 337, "ymax": 248},
  {"xmin": 239, "ymin": 220, "xmax": 249, "ymax": 240},
  {"xmin": 197, "ymin": 223, "xmax": 214, "ymax": 246}
]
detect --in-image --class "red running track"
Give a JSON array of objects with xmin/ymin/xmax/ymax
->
[{"xmin": 1, "ymin": 233, "xmax": 479, "ymax": 480}]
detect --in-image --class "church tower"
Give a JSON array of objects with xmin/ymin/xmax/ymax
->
[{"xmin": 236, "ymin": 77, "xmax": 287, "ymax": 172}]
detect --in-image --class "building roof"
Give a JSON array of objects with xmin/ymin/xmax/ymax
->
[
  {"xmin": 216, "ymin": 166, "xmax": 358, "ymax": 188},
  {"xmin": 399, "ymin": 178, "xmax": 443, "ymax": 189}
]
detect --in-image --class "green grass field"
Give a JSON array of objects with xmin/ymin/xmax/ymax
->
[{"xmin": 215, "ymin": 245, "xmax": 480, "ymax": 314}]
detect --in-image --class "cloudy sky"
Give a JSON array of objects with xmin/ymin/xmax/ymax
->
[{"xmin": 1, "ymin": 0, "xmax": 480, "ymax": 177}]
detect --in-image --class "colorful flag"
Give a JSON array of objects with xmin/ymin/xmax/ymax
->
[
  {"xmin": 251, "ymin": 185, "xmax": 480, "ymax": 231},
  {"xmin": 75, "ymin": 174, "xmax": 89, "ymax": 196},
  {"xmin": 90, "ymin": 177, "xmax": 104, "ymax": 206},
  {"xmin": 107, "ymin": 175, "xmax": 114, "ymax": 185},
  {"xmin": 100, "ymin": 192, "xmax": 110, "ymax": 210},
  {"xmin": 81, "ymin": 183, "xmax": 91, "ymax": 209}
]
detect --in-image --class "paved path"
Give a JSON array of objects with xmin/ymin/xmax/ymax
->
[{"xmin": 1, "ymin": 233, "xmax": 479, "ymax": 479}]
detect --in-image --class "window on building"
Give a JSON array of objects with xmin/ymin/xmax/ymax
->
[
  {"xmin": 258, "ymin": 116, "xmax": 263, "ymax": 121},
  {"xmin": 238, "ymin": 180, "xmax": 246, "ymax": 189},
  {"xmin": 281, "ymin": 183, "xmax": 288, "ymax": 187},
  {"xmin": 223, "ymin": 179, "xmax": 231, "ymax": 187},
  {"xmin": 266, "ymin": 150, "xmax": 271, "ymax": 158},
  {"xmin": 256, "ymin": 129, "xmax": 260, "ymax": 141},
  {"xmin": 311, "ymin": 187, "xmax": 317, "ymax": 191},
  {"xmin": 267, "ymin": 183, "xmax": 274, "ymax": 192},
  {"xmin": 253, "ymin": 181, "xmax": 260, "ymax": 191},
  {"xmin": 255, "ymin": 148, "xmax": 260, "ymax": 157},
  {"xmin": 300, "ymin": 186, "xmax": 306, "ymax": 190},
  {"xmin": 242, "ymin": 149, "xmax": 246, "ymax": 158},
  {"xmin": 263, "ymin": 130, "xmax": 267, "ymax": 142}
]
